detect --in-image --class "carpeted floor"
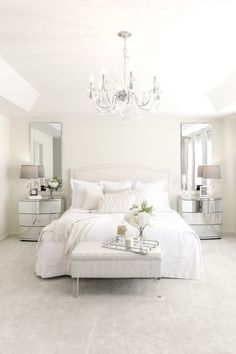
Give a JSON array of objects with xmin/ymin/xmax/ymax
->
[{"xmin": 0, "ymin": 234, "xmax": 236, "ymax": 354}]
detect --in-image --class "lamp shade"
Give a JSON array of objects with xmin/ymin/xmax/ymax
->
[
  {"xmin": 197, "ymin": 165, "xmax": 221, "ymax": 179},
  {"xmin": 203, "ymin": 165, "xmax": 221, "ymax": 179},
  {"xmin": 38, "ymin": 165, "xmax": 45, "ymax": 178},
  {"xmin": 20, "ymin": 165, "xmax": 39, "ymax": 179},
  {"xmin": 197, "ymin": 165, "xmax": 206, "ymax": 178}
]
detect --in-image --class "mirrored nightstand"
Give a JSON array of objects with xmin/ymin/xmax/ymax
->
[
  {"xmin": 18, "ymin": 197, "xmax": 65, "ymax": 241},
  {"xmin": 177, "ymin": 196, "xmax": 223, "ymax": 240}
]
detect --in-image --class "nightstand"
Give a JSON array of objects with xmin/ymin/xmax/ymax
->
[
  {"xmin": 177, "ymin": 196, "xmax": 223, "ymax": 240},
  {"xmin": 18, "ymin": 198, "xmax": 65, "ymax": 241}
]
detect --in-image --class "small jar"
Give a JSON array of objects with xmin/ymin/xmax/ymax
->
[{"xmin": 117, "ymin": 225, "xmax": 127, "ymax": 238}]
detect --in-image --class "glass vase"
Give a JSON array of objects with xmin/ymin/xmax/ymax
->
[
  {"xmin": 48, "ymin": 189, "xmax": 54, "ymax": 199},
  {"xmin": 137, "ymin": 227, "xmax": 145, "ymax": 249}
]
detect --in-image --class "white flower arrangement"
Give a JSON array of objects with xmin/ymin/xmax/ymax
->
[
  {"xmin": 124, "ymin": 200, "xmax": 155, "ymax": 240},
  {"xmin": 45, "ymin": 177, "xmax": 62, "ymax": 198}
]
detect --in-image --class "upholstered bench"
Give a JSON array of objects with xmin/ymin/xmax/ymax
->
[{"xmin": 71, "ymin": 241, "xmax": 162, "ymax": 296}]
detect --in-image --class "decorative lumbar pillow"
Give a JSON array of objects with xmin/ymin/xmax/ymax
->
[
  {"xmin": 70, "ymin": 179, "xmax": 102, "ymax": 209},
  {"xmin": 100, "ymin": 181, "xmax": 133, "ymax": 194},
  {"xmin": 134, "ymin": 181, "xmax": 169, "ymax": 209},
  {"xmin": 98, "ymin": 193, "xmax": 135, "ymax": 214}
]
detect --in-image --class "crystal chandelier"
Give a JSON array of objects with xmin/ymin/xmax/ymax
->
[{"xmin": 89, "ymin": 31, "xmax": 160, "ymax": 121}]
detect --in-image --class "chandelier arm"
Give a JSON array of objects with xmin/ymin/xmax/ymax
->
[
  {"xmin": 93, "ymin": 101, "xmax": 114, "ymax": 113},
  {"xmin": 135, "ymin": 93, "xmax": 160, "ymax": 111},
  {"xmin": 134, "ymin": 93, "xmax": 152, "ymax": 109},
  {"xmin": 93, "ymin": 97, "xmax": 113, "ymax": 111}
]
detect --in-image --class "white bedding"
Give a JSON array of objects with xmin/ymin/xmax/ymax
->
[{"xmin": 35, "ymin": 208, "xmax": 203, "ymax": 279}]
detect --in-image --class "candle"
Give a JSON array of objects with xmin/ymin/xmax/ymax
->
[
  {"xmin": 182, "ymin": 174, "xmax": 187, "ymax": 184},
  {"xmin": 125, "ymin": 237, "xmax": 133, "ymax": 249}
]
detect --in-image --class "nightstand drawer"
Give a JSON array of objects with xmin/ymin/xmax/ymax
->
[
  {"xmin": 19, "ymin": 200, "xmax": 63, "ymax": 214},
  {"xmin": 36, "ymin": 200, "xmax": 63, "ymax": 213},
  {"xmin": 19, "ymin": 226, "xmax": 44, "ymax": 241},
  {"xmin": 19, "ymin": 213, "xmax": 61, "ymax": 227},
  {"xmin": 182, "ymin": 212, "xmax": 222, "ymax": 225},
  {"xmin": 191, "ymin": 225, "xmax": 222, "ymax": 239},
  {"xmin": 179, "ymin": 199, "xmax": 200, "ymax": 212},
  {"xmin": 201, "ymin": 199, "xmax": 223, "ymax": 212}
]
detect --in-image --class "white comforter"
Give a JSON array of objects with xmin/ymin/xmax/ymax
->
[{"xmin": 35, "ymin": 208, "xmax": 202, "ymax": 279}]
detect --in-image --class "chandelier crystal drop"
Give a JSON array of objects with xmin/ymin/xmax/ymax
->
[{"xmin": 89, "ymin": 31, "xmax": 160, "ymax": 121}]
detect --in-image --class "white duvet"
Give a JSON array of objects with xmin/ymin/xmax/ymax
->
[{"xmin": 35, "ymin": 208, "xmax": 203, "ymax": 279}]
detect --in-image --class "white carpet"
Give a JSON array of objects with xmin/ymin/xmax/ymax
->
[{"xmin": 0, "ymin": 235, "xmax": 236, "ymax": 354}]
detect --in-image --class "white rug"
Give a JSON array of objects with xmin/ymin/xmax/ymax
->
[{"xmin": 0, "ymin": 235, "xmax": 236, "ymax": 354}]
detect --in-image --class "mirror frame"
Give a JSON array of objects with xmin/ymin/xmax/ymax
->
[{"xmin": 180, "ymin": 122, "xmax": 212, "ymax": 191}]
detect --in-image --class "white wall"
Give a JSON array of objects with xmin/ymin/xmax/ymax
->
[
  {"xmin": 218, "ymin": 117, "xmax": 236, "ymax": 232},
  {"xmin": 0, "ymin": 113, "xmax": 10, "ymax": 240},
  {"xmin": 9, "ymin": 113, "xmax": 227, "ymax": 234}
]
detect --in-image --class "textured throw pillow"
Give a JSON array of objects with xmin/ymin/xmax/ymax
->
[
  {"xmin": 134, "ymin": 181, "xmax": 169, "ymax": 209},
  {"xmin": 100, "ymin": 181, "xmax": 133, "ymax": 194},
  {"xmin": 98, "ymin": 193, "xmax": 135, "ymax": 214},
  {"xmin": 70, "ymin": 179, "xmax": 102, "ymax": 209}
]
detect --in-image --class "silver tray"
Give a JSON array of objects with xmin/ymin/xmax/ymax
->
[{"xmin": 102, "ymin": 238, "xmax": 159, "ymax": 255}]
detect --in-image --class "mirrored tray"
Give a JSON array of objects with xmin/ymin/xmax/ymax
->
[{"xmin": 102, "ymin": 238, "xmax": 159, "ymax": 255}]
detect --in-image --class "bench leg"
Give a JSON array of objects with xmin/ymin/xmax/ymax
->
[
  {"xmin": 72, "ymin": 278, "xmax": 80, "ymax": 297},
  {"xmin": 153, "ymin": 277, "xmax": 162, "ymax": 298},
  {"xmin": 76, "ymin": 278, "xmax": 79, "ymax": 297}
]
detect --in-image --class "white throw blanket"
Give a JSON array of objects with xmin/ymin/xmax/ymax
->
[
  {"xmin": 38, "ymin": 213, "xmax": 109, "ymax": 252},
  {"xmin": 64, "ymin": 215, "xmax": 108, "ymax": 253}
]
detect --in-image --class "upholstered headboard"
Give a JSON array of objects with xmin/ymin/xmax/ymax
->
[{"xmin": 70, "ymin": 164, "xmax": 169, "ymax": 193}]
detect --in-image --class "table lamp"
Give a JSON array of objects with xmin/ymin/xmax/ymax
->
[{"xmin": 197, "ymin": 165, "xmax": 221, "ymax": 196}]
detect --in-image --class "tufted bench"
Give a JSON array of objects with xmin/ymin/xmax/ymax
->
[{"xmin": 71, "ymin": 241, "xmax": 162, "ymax": 296}]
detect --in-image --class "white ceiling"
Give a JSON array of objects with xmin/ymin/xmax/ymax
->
[{"xmin": 1, "ymin": 0, "xmax": 236, "ymax": 117}]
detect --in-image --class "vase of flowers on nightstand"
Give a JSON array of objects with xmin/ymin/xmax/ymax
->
[
  {"xmin": 45, "ymin": 177, "xmax": 62, "ymax": 199},
  {"xmin": 124, "ymin": 200, "xmax": 155, "ymax": 248}
]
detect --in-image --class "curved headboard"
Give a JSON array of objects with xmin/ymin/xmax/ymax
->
[{"xmin": 70, "ymin": 164, "xmax": 169, "ymax": 193}]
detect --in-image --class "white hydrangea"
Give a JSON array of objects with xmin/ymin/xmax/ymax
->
[
  {"xmin": 124, "ymin": 209, "xmax": 151, "ymax": 228},
  {"xmin": 51, "ymin": 181, "xmax": 59, "ymax": 188}
]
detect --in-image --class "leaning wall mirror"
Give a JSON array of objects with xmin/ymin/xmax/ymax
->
[
  {"xmin": 181, "ymin": 123, "xmax": 212, "ymax": 191},
  {"xmin": 30, "ymin": 122, "xmax": 62, "ymax": 179}
]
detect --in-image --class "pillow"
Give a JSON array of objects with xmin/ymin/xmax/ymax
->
[
  {"xmin": 82, "ymin": 184, "xmax": 103, "ymax": 210},
  {"xmin": 100, "ymin": 181, "xmax": 133, "ymax": 194},
  {"xmin": 134, "ymin": 181, "xmax": 169, "ymax": 210},
  {"xmin": 104, "ymin": 188, "xmax": 130, "ymax": 195},
  {"xmin": 98, "ymin": 193, "xmax": 135, "ymax": 214},
  {"xmin": 70, "ymin": 179, "xmax": 102, "ymax": 209}
]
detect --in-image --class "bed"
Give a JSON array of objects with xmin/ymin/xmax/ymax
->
[{"xmin": 35, "ymin": 165, "xmax": 202, "ymax": 279}]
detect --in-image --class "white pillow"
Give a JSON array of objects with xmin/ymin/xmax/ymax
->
[
  {"xmin": 134, "ymin": 181, "xmax": 169, "ymax": 210},
  {"xmin": 82, "ymin": 184, "xmax": 103, "ymax": 210},
  {"xmin": 98, "ymin": 193, "xmax": 135, "ymax": 214},
  {"xmin": 100, "ymin": 181, "xmax": 133, "ymax": 194},
  {"xmin": 70, "ymin": 179, "xmax": 102, "ymax": 209}
]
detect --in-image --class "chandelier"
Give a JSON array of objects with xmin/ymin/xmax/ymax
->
[{"xmin": 89, "ymin": 31, "xmax": 160, "ymax": 121}]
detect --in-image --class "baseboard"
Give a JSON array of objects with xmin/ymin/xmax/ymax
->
[
  {"xmin": 0, "ymin": 233, "xmax": 11, "ymax": 241},
  {"xmin": 221, "ymin": 230, "xmax": 236, "ymax": 236}
]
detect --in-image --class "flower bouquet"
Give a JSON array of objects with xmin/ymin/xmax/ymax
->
[
  {"xmin": 124, "ymin": 200, "xmax": 155, "ymax": 244},
  {"xmin": 45, "ymin": 177, "xmax": 62, "ymax": 199}
]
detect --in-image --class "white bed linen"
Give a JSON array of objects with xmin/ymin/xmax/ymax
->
[{"xmin": 35, "ymin": 208, "xmax": 202, "ymax": 279}]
